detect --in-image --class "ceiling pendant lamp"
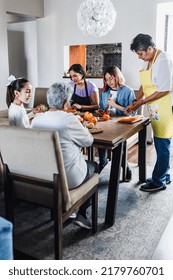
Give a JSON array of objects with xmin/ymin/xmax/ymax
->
[{"xmin": 77, "ymin": 0, "xmax": 116, "ymax": 37}]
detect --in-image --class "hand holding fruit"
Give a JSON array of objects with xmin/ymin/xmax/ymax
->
[
  {"xmin": 126, "ymin": 100, "xmax": 143, "ymax": 114},
  {"xmin": 71, "ymin": 103, "xmax": 82, "ymax": 110},
  {"xmin": 107, "ymin": 99, "xmax": 116, "ymax": 108},
  {"xmin": 33, "ymin": 104, "xmax": 48, "ymax": 114}
]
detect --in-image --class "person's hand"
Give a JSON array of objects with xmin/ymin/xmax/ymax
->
[
  {"xmin": 125, "ymin": 100, "xmax": 142, "ymax": 114},
  {"xmin": 33, "ymin": 104, "xmax": 48, "ymax": 114},
  {"xmin": 64, "ymin": 101, "xmax": 71, "ymax": 111},
  {"xmin": 71, "ymin": 103, "xmax": 82, "ymax": 110},
  {"xmin": 107, "ymin": 99, "xmax": 116, "ymax": 108},
  {"xmin": 33, "ymin": 106, "xmax": 43, "ymax": 114}
]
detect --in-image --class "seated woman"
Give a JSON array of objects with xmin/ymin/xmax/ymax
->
[
  {"xmin": 98, "ymin": 66, "xmax": 136, "ymax": 181},
  {"xmin": 6, "ymin": 75, "xmax": 43, "ymax": 128},
  {"xmin": 68, "ymin": 64, "xmax": 100, "ymax": 112},
  {"xmin": 31, "ymin": 82, "xmax": 98, "ymax": 229}
]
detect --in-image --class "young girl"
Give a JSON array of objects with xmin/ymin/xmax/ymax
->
[
  {"xmin": 98, "ymin": 66, "xmax": 136, "ymax": 180},
  {"xmin": 6, "ymin": 75, "xmax": 43, "ymax": 128},
  {"xmin": 68, "ymin": 64, "xmax": 99, "ymax": 112}
]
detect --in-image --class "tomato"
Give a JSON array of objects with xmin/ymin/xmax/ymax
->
[{"xmin": 102, "ymin": 114, "xmax": 110, "ymax": 121}]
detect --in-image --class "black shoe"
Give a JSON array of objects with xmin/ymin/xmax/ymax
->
[
  {"xmin": 125, "ymin": 168, "xmax": 132, "ymax": 182},
  {"xmin": 166, "ymin": 180, "xmax": 171, "ymax": 184},
  {"xmin": 69, "ymin": 212, "xmax": 77, "ymax": 219},
  {"xmin": 99, "ymin": 160, "xmax": 108, "ymax": 174},
  {"xmin": 140, "ymin": 182, "xmax": 166, "ymax": 192},
  {"xmin": 146, "ymin": 177, "xmax": 171, "ymax": 185},
  {"xmin": 74, "ymin": 214, "xmax": 92, "ymax": 229}
]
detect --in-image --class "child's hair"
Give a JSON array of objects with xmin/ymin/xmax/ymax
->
[
  {"xmin": 6, "ymin": 77, "xmax": 29, "ymax": 107},
  {"xmin": 102, "ymin": 66, "xmax": 125, "ymax": 92}
]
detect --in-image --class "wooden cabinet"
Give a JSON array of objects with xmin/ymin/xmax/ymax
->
[{"xmin": 69, "ymin": 45, "xmax": 86, "ymax": 68}]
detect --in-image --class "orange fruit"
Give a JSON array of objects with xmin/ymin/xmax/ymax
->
[
  {"xmin": 66, "ymin": 108, "xmax": 77, "ymax": 113},
  {"xmin": 97, "ymin": 109, "xmax": 110, "ymax": 117},
  {"xmin": 89, "ymin": 116, "xmax": 98, "ymax": 125},
  {"xmin": 83, "ymin": 111, "xmax": 93, "ymax": 121},
  {"xmin": 103, "ymin": 114, "xmax": 110, "ymax": 121}
]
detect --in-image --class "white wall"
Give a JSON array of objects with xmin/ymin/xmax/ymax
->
[
  {"xmin": 156, "ymin": 2, "xmax": 173, "ymax": 60},
  {"xmin": 0, "ymin": 0, "xmax": 9, "ymax": 110},
  {"xmin": 0, "ymin": 0, "xmax": 43, "ymax": 109},
  {"xmin": 36, "ymin": 0, "xmax": 173, "ymax": 89},
  {"xmin": 7, "ymin": 21, "xmax": 38, "ymax": 107},
  {"xmin": 5, "ymin": 0, "xmax": 44, "ymax": 17}
]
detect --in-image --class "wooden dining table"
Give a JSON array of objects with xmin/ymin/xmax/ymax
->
[{"xmin": 88, "ymin": 116, "xmax": 150, "ymax": 226}]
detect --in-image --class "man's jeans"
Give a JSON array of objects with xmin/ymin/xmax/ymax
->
[{"xmin": 152, "ymin": 137, "xmax": 171, "ymax": 186}]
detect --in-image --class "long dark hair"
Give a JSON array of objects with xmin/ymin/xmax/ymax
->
[
  {"xmin": 68, "ymin": 64, "xmax": 86, "ymax": 80},
  {"xmin": 6, "ymin": 78, "xmax": 29, "ymax": 107}
]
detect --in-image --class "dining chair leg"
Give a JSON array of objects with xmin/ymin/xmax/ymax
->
[
  {"xmin": 3, "ymin": 164, "xmax": 14, "ymax": 223},
  {"xmin": 50, "ymin": 209, "xmax": 54, "ymax": 220},
  {"xmin": 92, "ymin": 189, "xmax": 98, "ymax": 234},
  {"xmin": 54, "ymin": 219, "xmax": 63, "ymax": 260},
  {"xmin": 53, "ymin": 174, "xmax": 63, "ymax": 260},
  {"xmin": 87, "ymin": 147, "xmax": 95, "ymax": 161}
]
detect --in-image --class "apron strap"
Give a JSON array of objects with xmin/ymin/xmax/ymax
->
[
  {"xmin": 151, "ymin": 49, "xmax": 159, "ymax": 67},
  {"xmin": 73, "ymin": 84, "xmax": 77, "ymax": 103},
  {"xmin": 84, "ymin": 80, "xmax": 90, "ymax": 103},
  {"xmin": 72, "ymin": 81, "xmax": 90, "ymax": 104}
]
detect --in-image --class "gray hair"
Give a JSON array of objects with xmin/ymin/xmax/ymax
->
[
  {"xmin": 47, "ymin": 82, "xmax": 73, "ymax": 108},
  {"xmin": 130, "ymin": 34, "xmax": 156, "ymax": 52}
]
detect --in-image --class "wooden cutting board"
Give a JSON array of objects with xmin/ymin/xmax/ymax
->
[
  {"xmin": 118, "ymin": 116, "xmax": 143, "ymax": 124},
  {"xmin": 88, "ymin": 127, "xmax": 103, "ymax": 134}
]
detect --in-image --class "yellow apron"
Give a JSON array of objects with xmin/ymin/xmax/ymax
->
[{"xmin": 139, "ymin": 50, "xmax": 173, "ymax": 138}]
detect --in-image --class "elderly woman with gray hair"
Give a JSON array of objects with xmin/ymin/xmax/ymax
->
[{"xmin": 31, "ymin": 82, "xmax": 98, "ymax": 229}]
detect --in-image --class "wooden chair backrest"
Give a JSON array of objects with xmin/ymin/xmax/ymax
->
[
  {"xmin": 0, "ymin": 126, "xmax": 71, "ymax": 209},
  {"xmin": 33, "ymin": 87, "xmax": 49, "ymax": 108}
]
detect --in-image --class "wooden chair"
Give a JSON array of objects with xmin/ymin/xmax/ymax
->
[{"xmin": 0, "ymin": 126, "xmax": 99, "ymax": 259}]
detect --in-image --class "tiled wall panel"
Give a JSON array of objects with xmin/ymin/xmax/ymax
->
[{"xmin": 86, "ymin": 43, "xmax": 122, "ymax": 76}]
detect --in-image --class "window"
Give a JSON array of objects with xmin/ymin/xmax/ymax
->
[{"xmin": 156, "ymin": 2, "xmax": 173, "ymax": 61}]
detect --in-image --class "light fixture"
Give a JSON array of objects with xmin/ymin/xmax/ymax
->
[{"xmin": 77, "ymin": 0, "xmax": 116, "ymax": 37}]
